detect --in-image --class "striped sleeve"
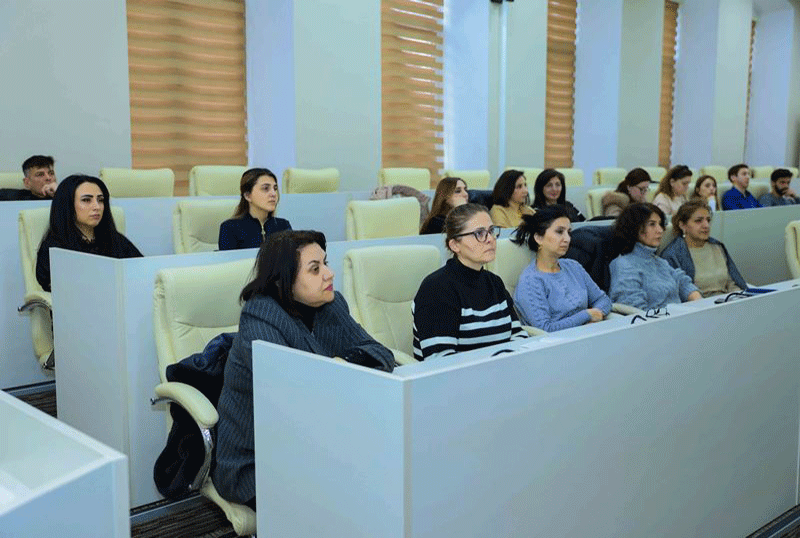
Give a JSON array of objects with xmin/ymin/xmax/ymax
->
[{"xmin": 412, "ymin": 279, "xmax": 460, "ymax": 361}]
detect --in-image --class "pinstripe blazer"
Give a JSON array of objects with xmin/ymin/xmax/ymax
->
[{"xmin": 212, "ymin": 291, "xmax": 393, "ymax": 505}]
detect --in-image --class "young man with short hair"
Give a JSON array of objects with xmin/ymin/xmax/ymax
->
[
  {"xmin": 759, "ymin": 168, "xmax": 799, "ymax": 207},
  {"xmin": 721, "ymin": 163, "xmax": 761, "ymax": 210},
  {"xmin": 0, "ymin": 155, "xmax": 58, "ymax": 201}
]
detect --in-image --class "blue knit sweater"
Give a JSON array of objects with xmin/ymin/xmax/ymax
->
[
  {"xmin": 514, "ymin": 258, "xmax": 611, "ymax": 331},
  {"xmin": 609, "ymin": 243, "xmax": 698, "ymax": 310}
]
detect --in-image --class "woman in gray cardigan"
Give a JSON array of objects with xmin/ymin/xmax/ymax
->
[
  {"xmin": 660, "ymin": 200, "xmax": 747, "ymax": 297},
  {"xmin": 212, "ymin": 230, "xmax": 395, "ymax": 510}
]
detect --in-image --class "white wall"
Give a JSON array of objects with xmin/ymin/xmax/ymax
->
[
  {"xmin": 785, "ymin": 5, "xmax": 800, "ymax": 166},
  {"xmin": 0, "ymin": 0, "xmax": 131, "ymax": 175}
]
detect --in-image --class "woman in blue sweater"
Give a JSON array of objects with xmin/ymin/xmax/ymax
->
[
  {"xmin": 609, "ymin": 203, "xmax": 702, "ymax": 310},
  {"xmin": 218, "ymin": 167, "xmax": 292, "ymax": 250},
  {"xmin": 513, "ymin": 206, "xmax": 611, "ymax": 331}
]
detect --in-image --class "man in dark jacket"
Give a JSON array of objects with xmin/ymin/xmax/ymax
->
[{"xmin": 0, "ymin": 155, "xmax": 58, "ymax": 201}]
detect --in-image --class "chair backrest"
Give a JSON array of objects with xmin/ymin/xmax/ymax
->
[
  {"xmin": 641, "ymin": 167, "xmax": 667, "ymax": 183},
  {"xmin": 342, "ymin": 245, "xmax": 441, "ymax": 356},
  {"xmin": 786, "ymin": 221, "xmax": 800, "ymax": 279},
  {"xmin": 173, "ymin": 199, "xmax": 238, "ymax": 254},
  {"xmin": 153, "ymin": 258, "xmax": 254, "ymax": 382},
  {"xmin": 18, "ymin": 206, "xmax": 127, "ymax": 294},
  {"xmin": 441, "ymin": 169, "xmax": 490, "ymax": 190},
  {"xmin": 282, "ymin": 167, "xmax": 340, "ymax": 194},
  {"xmin": 188, "ymin": 165, "xmax": 247, "ymax": 196},
  {"xmin": 585, "ymin": 187, "xmax": 614, "ymax": 219},
  {"xmin": 750, "ymin": 166, "xmax": 774, "ymax": 180},
  {"xmin": 99, "ymin": 167, "xmax": 175, "ymax": 198},
  {"xmin": 378, "ymin": 168, "xmax": 431, "ymax": 191},
  {"xmin": 556, "ymin": 168, "xmax": 585, "ymax": 187},
  {"xmin": 748, "ymin": 180, "xmax": 770, "ymax": 201},
  {"xmin": 0, "ymin": 172, "xmax": 25, "ymax": 189},
  {"xmin": 345, "ymin": 198, "xmax": 420, "ymax": 240},
  {"xmin": 593, "ymin": 168, "xmax": 626, "ymax": 186},
  {"xmin": 787, "ymin": 167, "xmax": 798, "ymax": 179},
  {"xmin": 700, "ymin": 165, "xmax": 728, "ymax": 185},
  {"xmin": 485, "ymin": 238, "xmax": 534, "ymax": 298}
]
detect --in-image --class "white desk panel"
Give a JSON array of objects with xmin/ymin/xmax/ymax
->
[{"xmin": 252, "ymin": 287, "xmax": 800, "ymax": 537}]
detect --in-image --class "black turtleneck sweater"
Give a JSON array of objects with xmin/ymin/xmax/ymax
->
[
  {"xmin": 218, "ymin": 213, "xmax": 291, "ymax": 251},
  {"xmin": 412, "ymin": 257, "xmax": 527, "ymax": 360}
]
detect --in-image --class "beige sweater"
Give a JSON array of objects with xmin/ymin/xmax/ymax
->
[{"xmin": 490, "ymin": 203, "xmax": 534, "ymax": 229}]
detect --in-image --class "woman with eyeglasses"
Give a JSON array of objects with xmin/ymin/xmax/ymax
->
[
  {"xmin": 413, "ymin": 203, "xmax": 528, "ymax": 360},
  {"xmin": 601, "ymin": 168, "xmax": 652, "ymax": 217},
  {"xmin": 609, "ymin": 203, "xmax": 701, "ymax": 310},
  {"xmin": 660, "ymin": 200, "xmax": 746, "ymax": 297},
  {"xmin": 512, "ymin": 206, "xmax": 611, "ymax": 331},
  {"xmin": 652, "ymin": 165, "xmax": 692, "ymax": 217}
]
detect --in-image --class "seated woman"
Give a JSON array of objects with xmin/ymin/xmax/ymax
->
[
  {"xmin": 601, "ymin": 168, "xmax": 652, "ymax": 217},
  {"xmin": 36, "ymin": 174, "xmax": 142, "ymax": 292},
  {"xmin": 213, "ymin": 230, "xmax": 394, "ymax": 509},
  {"xmin": 218, "ymin": 167, "xmax": 291, "ymax": 250},
  {"xmin": 419, "ymin": 176, "xmax": 468, "ymax": 234},
  {"xmin": 690, "ymin": 174, "xmax": 720, "ymax": 211},
  {"xmin": 531, "ymin": 169, "xmax": 585, "ymax": 222},
  {"xmin": 413, "ymin": 203, "xmax": 528, "ymax": 360},
  {"xmin": 513, "ymin": 206, "xmax": 611, "ymax": 331},
  {"xmin": 489, "ymin": 169, "xmax": 534, "ymax": 228},
  {"xmin": 609, "ymin": 203, "xmax": 702, "ymax": 310},
  {"xmin": 652, "ymin": 164, "xmax": 692, "ymax": 217},
  {"xmin": 660, "ymin": 200, "xmax": 746, "ymax": 297}
]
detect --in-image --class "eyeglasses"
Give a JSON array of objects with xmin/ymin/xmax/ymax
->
[{"xmin": 454, "ymin": 226, "xmax": 501, "ymax": 242}]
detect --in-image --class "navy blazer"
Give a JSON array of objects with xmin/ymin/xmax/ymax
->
[
  {"xmin": 218, "ymin": 213, "xmax": 292, "ymax": 250},
  {"xmin": 212, "ymin": 291, "xmax": 394, "ymax": 504}
]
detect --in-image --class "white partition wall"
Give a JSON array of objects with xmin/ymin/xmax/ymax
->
[
  {"xmin": 0, "ymin": 390, "xmax": 129, "ymax": 538},
  {"xmin": 252, "ymin": 286, "xmax": 800, "ymax": 537}
]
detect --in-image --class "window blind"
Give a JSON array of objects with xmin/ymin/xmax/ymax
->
[
  {"xmin": 381, "ymin": 0, "xmax": 444, "ymax": 183},
  {"xmin": 658, "ymin": 0, "xmax": 678, "ymax": 169},
  {"xmin": 545, "ymin": 0, "xmax": 578, "ymax": 168},
  {"xmin": 127, "ymin": 0, "xmax": 247, "ymax": 194}
]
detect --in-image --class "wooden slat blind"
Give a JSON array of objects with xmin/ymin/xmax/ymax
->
[
  {"xmin": 658, "ymin": 0, "xmax": 678, "ymax": 168},
  {"xmin": 381, "ymin": 0, "xmax": 444, "ymax": 181},
  {"xmin": 127, "ymin": 0, "xmax": 247, "ymax": 194},
  {"xmin": 744, "ymin": 19, "xmax": 756, "ymax": 151},
  {"xmin": 545, "ymin": 0, "xmax": 577, "ymax": 168}
]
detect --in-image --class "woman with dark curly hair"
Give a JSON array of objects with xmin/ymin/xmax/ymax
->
[{"xmin": 608, "ymin": 203, "xmax": 701, "ymax": 310}]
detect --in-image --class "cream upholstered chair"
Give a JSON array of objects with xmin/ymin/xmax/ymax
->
[
  {"xmin": 173, "ymin": 199, "xmax": 238, "ymax": 254},
  {"xmin": 484, "ymin": 239, "xmax": 545, "ymax": 335},
  {"xmin": 585, "ymin": 187, "xmax": 614, "ymax": 219},
  {"xmin": 283, "ymin": 167, "xmax": 340, "ymax": 193},
  {"xmin": 700, "ymin": 165, "xmax": 728, "ymax": 185},
  {"xmin": 556, "ymin": 168, "xmax": 584, "ymax": 187},
  {"xmin": 442, "ymin": 169, "xmax": 490, "ymax": 189},
  {"xmin": 788, "ymin": 167, "xmax": 798, "ymax": 179},
  {"xmin": 786, "ymin": 221, "xmax": 800, "ymax": 279},
  {"xmin": 750, "ymin": 166, "xmax": 774, "ymax": 180},
  {"xmin": 99, "ymin": 167, "xmax": 175, "ymax": 198},
  {"xmin": 749, "ymin": 180, "xmax": 771, "ymax": 201},
  {"xmin": 345, "ymin": 198, "xmax": 420, "ymax": 240},
  {"xmin": 378, "ymin": 167, "xmax": 431, "ymax": 190},
  {"xmin": 641, "ymin": 167, "xmax": 666, "ymax": 183},
  {"xmin": 593, "ymin": 168, "xmax": 626, "ymax": 186},
  {"xmin": 188, "ymin": 165, "xmax": 247, "ymax": 196},
  {"xmin": 152, "ymin": 258, "xmax": 256, "ymax": 536},
  {"xmin": 342, "ymin": 245, "xmax": 442, "ymax": 364},
  {"xmin": 0, "ymin": 172, "xmax": 25, "ymax": 189},
  {"xmin": 18, "ymin": 206, "xmax": 125, "ymax": 369}
]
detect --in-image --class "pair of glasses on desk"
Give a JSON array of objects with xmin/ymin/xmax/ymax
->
[{"xmin": 630, "ymin": 307, "xmax": 670, "ymax": 325}]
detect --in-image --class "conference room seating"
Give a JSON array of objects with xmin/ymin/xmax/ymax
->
[
  {"xmin": 557, "ymin": 168, "xmax": 585, "ymax": 187},
  {"xmin": 152, "ymin": 259, "xmax": 256, "ymax": 536},
  {"xmin": 0, "ymin": 172, "xmax": 25, "ymax": 189},
  {"xmin": 442, "ymin": 169, "xmax": 490, "ymax": 189},
  {"xmin": 378, "ymin": 167, "xmax": 431, "ymax": 191},
  {"xmin": 585, "ymin": 187, "xmax": 614, "ymax": 219},
  {"xmin": 751, "ymin": 166, "xmax": 774, "ymax": 179},
  {"xmin": 789, "ymin": 167, "xmax": 799, "ymax": 178},
  {"xmin": 699, "ymin": 165, "xmax": 728, "ymax": 185},
  {"xmin": 188, "ymin": 165, "xmax": 247, "ymax": 196},
  {"xmin": 282, "ymin": 167, "xmax": 340, "ymax": 193},
  {"xmin": 345, "ymin": 198, "xmax": 420, "ymax": 240},
  {"xmin": 748, "ymin": 180, "xmax": 771, "ymax": 201},
  {"xmin": 593, "ymin": 168, "xmax": 626, "ymax": 186},
  {"xmin": 342, "ymin": 245, "xmax": 441, "ymax": 364},
  {"xmin": 99, "ymin": 167, "xmax": 175, "ymax": 198},
  {"xmin": 641, "ymin": 166, "xmax": 666, "ymax": 183},
  {"xmin": 172, "ymin": 199, "xmax": 237, "ymax": 254},
  {"xmin": 785, "ymin": 220, "xmax": 800, "ymax": 279},
  {"xmin": 18, "ymin": 206, "xmax": 126, "ymax": 369}
]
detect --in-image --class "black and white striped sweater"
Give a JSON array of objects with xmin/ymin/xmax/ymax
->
[{"xmin": 412, "ymin": 257, "xmax": 527, "ymax": 360}]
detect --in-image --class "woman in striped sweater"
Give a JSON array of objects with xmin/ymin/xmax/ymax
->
[{"xmin": 412, "ymin": 203, "xmax": 528, "ymax": 360}]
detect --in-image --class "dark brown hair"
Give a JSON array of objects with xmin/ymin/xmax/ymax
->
[
  {"xmin": 420, "ymin": 177, "xmax": 467, "ymax": 233},
  {"xmin": 233, "ymin": 167, "xmax": 279, "ymax": 218},
  {"xmin": 444, "ymin": 202, "xmax": 489, "ymax": 253},
  {"xmin": 612, "ymin": 202, "xmax": 666, "ymax": 256},
  {"xmin": 492, "ymin": 169, "xmax": 527, "ymax": 208},
  {"xmin": 654, "ymin": 165, "xmax": 692, "ymax": 198}
]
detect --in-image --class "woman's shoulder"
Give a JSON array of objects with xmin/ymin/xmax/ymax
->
[
  {"xmin": 558, "ymin": 257, "xmax": 585, "ymax": 272},
  {"xmin": 273, "ymin": 216, "xmax": 291, "ymax": 228},
  {"xmin": 660, "ymin": 236, "xmax": 685, "ymax": 255},
  {"xmin": 652, "ymin": 192, "xmax": 668, "ymax": 202}
]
